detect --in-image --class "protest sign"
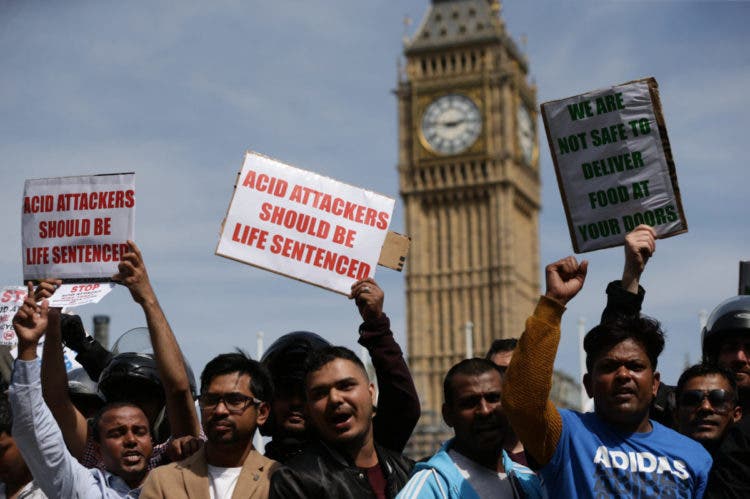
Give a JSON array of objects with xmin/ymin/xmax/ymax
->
[
  {"xmin": 0, "ymin": 286, "xmax": 27, "ymax": 346},
  {"xmin": 22, "ymin": 173, "xmax": 135, "ymax": 281},
  {"xmin": 47, "ymin": 283, "xmax": 116, "ymax": 308},
  {"xmin": 541, "ymin": 77, "xmax": 687, "ymax": 253},
  {"xmin": 216, "ymin": 152, "xmax": 395, "ymax": 294}
]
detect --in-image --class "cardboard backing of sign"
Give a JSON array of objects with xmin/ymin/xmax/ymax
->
[
  {"xmin": 216, "ymin": 151, "xmax": 402, "ymax": 295},
  {"xmin": 541, "ymin": 77, "xmax": 687, "ymax": 253}
]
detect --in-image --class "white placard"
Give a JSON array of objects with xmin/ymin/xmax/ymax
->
[
  {"xmin": 46, "ymin": 283, "xmax": 116, "ymax": 308},
  {"xmin": 22, "ymin": 173, "xmax": 136, "ymax": 281},
  {"xmin": 0, "ymin": 286, "xmax": 28, "ymax": 345},
  {"xmin": 542, "ymin": 78, "xmax": 687, "ymax": 253},
  {"xmin": 216, "ymin": 152, "xmax": 395, "ymax": 294}
]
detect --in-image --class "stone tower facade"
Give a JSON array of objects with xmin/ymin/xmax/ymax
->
[{"xmin": 397, "ymin": 0, "xmax": 541, "ymax": 455}]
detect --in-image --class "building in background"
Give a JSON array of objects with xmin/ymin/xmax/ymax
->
[{"xmin": 397, "ymin": 0, "xmax": 541, "ymax": 455}]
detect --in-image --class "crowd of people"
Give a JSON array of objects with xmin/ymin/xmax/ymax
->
[{"xmin": 1, "ymin": 225, "xmax": 749, "ymax": 498}]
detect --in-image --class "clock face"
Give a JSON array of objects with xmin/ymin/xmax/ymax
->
[
  {"xmin": 517, "ymin": 105, "xmax": 535, "ymax": 165},
  {"xmin": 421, "ymin": 94, "xmax": 482, "ymax": 155}
]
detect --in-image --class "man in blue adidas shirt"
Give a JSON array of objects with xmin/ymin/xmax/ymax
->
[{"xmin": 503, "ymin": 249, "xmax": 712, "ymax": 498}]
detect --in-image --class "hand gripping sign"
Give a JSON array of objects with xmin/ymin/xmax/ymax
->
[
  {"xmin": 541, "ymin": 77, "xmax": 687, "ymax": 253},
  {"xmin": 217, "ymin": 152, "xmax": 407, "ymax": 294},
  {"xmin": 22, "ymin": 173, "xmax": 136, "ymax": 281}
]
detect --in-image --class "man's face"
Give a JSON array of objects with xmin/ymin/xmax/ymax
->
[
  {"xmin": 676, "ymin": 374, "xmax": 741, "ymax": 450},
  {"xmin": 489, "ymin": 350, "xmax": 513, "ymax": 371},
  {"xmin": 306, "ymin": 358, "xmax": 375, "ymax": 448},
  {"xmin": 271, "ymin": 383, "xmax": 307, "ymax": 436},
  {"xmin": 95, "ymin": 406, "xmax": 153, "ymax": 486},
  {"xmin": 442, "ymin": 370, "xmax": 508, "ymax": 460},
  {"xmin": 201, "ymin": 372, "xmax": 268, "ymax": 447},
  {"xmin": 716, "ymin": 335, "xmax": 750, "ymax": 396},
  {"xmin": 584, "ymin": 339, "xmax": 659, "ymax": 430},
  {"xmin": 0, "ymin": 432, "xmax": 30, "ymax": 486}
]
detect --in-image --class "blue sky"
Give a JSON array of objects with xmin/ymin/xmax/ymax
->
[{"xmin": 1, "ymin": 1, "xmax": 748, "ymax": 392}]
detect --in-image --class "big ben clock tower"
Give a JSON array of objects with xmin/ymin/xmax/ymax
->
[{"xmin": 398, "ymin": 0, "xmax": 541, "ymax": 454}]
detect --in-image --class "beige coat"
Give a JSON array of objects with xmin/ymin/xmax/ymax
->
[{"xmin": 140, "ymin": 448, "xmax": 279, "ymax": 499}]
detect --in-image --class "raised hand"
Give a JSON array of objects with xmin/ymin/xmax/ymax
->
[
  {"xmin": 34, "ymin": 278, "xmax": 62, "ymax": 302},
  {"xmin": 545, "ymin": 256, "xmax": 588, "ymax": 306},
  {"xmin": 622, "ymin": 224, "xmax": 656, "ymax": 293},
  {"xmin": 349, "ymin": 278, "xmax": 384, "ymax": 322},
  {"xmin": 13, "ymin": 282, "xmax": 49, "ymax": 360},
  {"xmin": 112, "ymin": 240, "xmax": 156, "ymax": 305}
]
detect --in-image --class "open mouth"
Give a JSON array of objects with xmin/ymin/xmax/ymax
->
[
  {"xmin": 122, "ymin": 451, "xmax": 142, "ymax": 464},
  {"xmin": 474, "ymin": 424, "xmax": 500, "ymax": 434},
  {"xmin": 330, "ymin": 413, "xmax": 352, "ymax": 430}
]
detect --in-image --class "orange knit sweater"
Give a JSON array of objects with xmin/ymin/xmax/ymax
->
[{"xmin": 501, "ymin": 295, "xmax": 566, "ymax": 467}]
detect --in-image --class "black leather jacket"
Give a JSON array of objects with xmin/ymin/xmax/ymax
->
[{"xmin": 269, "ymin": 440, "xmax": 414, "ymax": 499}]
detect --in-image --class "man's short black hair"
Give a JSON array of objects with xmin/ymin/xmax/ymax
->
[
  {"xmin": 485, "ymin": 338, "xmax": 518, "ymax": 360},
  {"xmin": 584, "ymin": 315, "xmax": 665, "ymax": 373},
  {"xmin": 303, "ymin": 346, "xmax": 368, "ymax": 384},
  {"xmin": 676, "ymin": 363, "xmax": 738, "ymax": 403},
  {"xmin": 443, "ymin": 358, "xmax": 503, "ymax": 406},
  {"xmin": 0, "ymin": 390, "xmax": 11, "ymax": 435},
  {"xmin": 91, "ymin": 401, "xmax": 149, "ymax": 442},
  {"xmin": 200, "ymin": 350, "xmax": 273, "ymax": 404}
]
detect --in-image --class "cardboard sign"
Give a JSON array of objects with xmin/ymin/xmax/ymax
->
[
  {"xmin": 542, "ymin": 78, "xmax": 687, "ymax": 253},
  {"xmin": 216, "ymin": 152, "xmax": 395, "ymax": 294},
  {"xmin": 22, "ymin": 173, "xmax": 136, "ymax": 281},
  {"xmin": 0, "ymin": 287, "xmax": 27, "ymax": 346},
  {"xmin": 47, "ymin": 283, "xmax": 116, "ymax": 308}
]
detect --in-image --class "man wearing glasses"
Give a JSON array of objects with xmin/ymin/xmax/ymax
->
[
  {"xmin": 675, "ymin": 363, "xmax": 742, "ymax": 455},
  {"xmin": 141, "ymin": 352, "xmax": 279, "ymax": 498}
]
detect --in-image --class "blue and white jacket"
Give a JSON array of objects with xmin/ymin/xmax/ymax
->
[{"xmin": 397, "ymin": 439, "xmax": 545, "ymax": 499}]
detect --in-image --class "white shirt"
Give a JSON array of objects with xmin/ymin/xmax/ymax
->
[
  {"xmin": 448, "ymin": 448, "xmax": 514, "ymax": 498},
  {"xmin": 207, "ymin": 464, "xmax": 242, "ymax": 499}
]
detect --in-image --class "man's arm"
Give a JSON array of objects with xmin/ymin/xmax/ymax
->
[
  {"xmin": 60, "ymin": 313, "xmax": 113, "ymax": 382},
  {"xmin": 30, "ymin": 279, "xmax": 91, "ymax": 459},
  {"xmin": 350, "ymin": 278, "xmax": 420, "ymax": 453},
  {"xmin": 502, "ymin": 257, "xmax": 587, "ymax": 467},
  {"xmin": 601, "ymin": 224, "xmax": 655, "ymax": 323},
  {"xmin": 112, "ymin": 241, "xmax": 200, "ymax": 439},
  {"xmin": 10, "ymin": 286, "xmax": 98, "ymax": 498}
]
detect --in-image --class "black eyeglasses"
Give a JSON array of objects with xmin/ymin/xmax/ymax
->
[
  {"xmin": 679, "ymin": 389, "xmax": 735, "ymax": 413},
  {"xmin": 199, "ymin": 393, "xmax": 263, "ymax": 414}
]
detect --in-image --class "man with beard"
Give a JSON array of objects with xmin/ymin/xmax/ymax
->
[
  {"xmin": 140, "ymin": 352, "xmax": 279, "ymax": 498},
  {"xmin": 10, "ymin": 286, "xmax": 154, "ymax": 497},
  {"xmin": 397, "ymin": 358, "xmax": 542, "ymax": 498},
  {"xmin": 502, "ymin": 256, "xmax": 712, "ymax": 498},
  {"xmin": 675, "ymin": 363, "xmax": 741, "ymax": 455},
  {"xmin": 701, "ymin": 295, "xmax": 750, "ymax": 498},
  {"xmin": 269, "ymin": 346, "xmax": 413, "ymax": 498}
]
